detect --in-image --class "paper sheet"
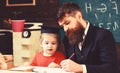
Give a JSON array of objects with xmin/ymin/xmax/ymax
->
[{"xmin": 33, "ymin": 67, "xmax": 74, "ymax": 73}]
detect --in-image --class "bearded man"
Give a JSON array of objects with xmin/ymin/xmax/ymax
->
[{"xmin": 57, "ymin": 2, "xmax": 118, "ymax": 73}]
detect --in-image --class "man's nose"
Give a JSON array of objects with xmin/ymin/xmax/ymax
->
[{"xmin": 63, "ymin": 26, "xmax": 68, "ymax": 32}]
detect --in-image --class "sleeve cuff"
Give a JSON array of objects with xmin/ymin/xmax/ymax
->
[{"xmin": 82, "ymin": 64, "xmax": 87, "ymax": 73}]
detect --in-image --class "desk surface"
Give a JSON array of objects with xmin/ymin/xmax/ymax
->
[
  {"xmin": 9, "ymin": 66, "xmax": 74, "ymax": 73},
  {"xmin": 33, "ymin": 67, "xmax": 74, "ymax": 73},
  {"xmin": 0, "ymin": 70, "xmax": 34, "ymax": 73}
]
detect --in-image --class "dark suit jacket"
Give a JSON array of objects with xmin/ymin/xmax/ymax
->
[{"xmin": 63, "ymin": 24, "xmax": 118, "ymax": 73}]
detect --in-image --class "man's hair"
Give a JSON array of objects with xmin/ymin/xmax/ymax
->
[{"xmin": 57, "ymin": 2, "xmax": 82, "ymax": 20}]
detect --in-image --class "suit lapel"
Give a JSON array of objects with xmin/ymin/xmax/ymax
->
[{"xmin": 81, "ymin": 24, "xmax": 96, "ymax": 61}]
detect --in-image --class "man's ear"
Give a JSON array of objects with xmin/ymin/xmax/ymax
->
[{"xmin": 75, "ymin": 11, "xmax": 82, "ymax": 20}]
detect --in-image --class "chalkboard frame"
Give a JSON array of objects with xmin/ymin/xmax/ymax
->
[{"xmin": 6, "ymin": 0, "xmax": 36, "ymax": 6}]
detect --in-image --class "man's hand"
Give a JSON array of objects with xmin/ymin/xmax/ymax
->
[{"xmin": 60, "ymin": 59, "xmax": 83, "ymax": 72}]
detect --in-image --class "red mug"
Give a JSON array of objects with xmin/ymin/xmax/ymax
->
[{"xmin": 11, "ymin": 20, "xmax": 25, "ymax": 32}]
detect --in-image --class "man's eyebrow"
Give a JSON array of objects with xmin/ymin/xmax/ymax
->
[
  {"xmin": 63, "ymin": 21, "xmax": 68, "ymax": 25},
  {"xmin": 64, "ymin": 20, "xmax": 70, "ymax": 25}
]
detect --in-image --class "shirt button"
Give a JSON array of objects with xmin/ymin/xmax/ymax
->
[{"xmin": 81, "ymin": 55, "xmax": 83, "ymax": 58}]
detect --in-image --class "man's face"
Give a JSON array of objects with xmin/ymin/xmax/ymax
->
[{"xmin": 59, "ymin": 14, "xmax": 85, "ymax": 45}]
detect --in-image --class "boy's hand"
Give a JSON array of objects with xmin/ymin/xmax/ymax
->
[
  {"xmin": 0, "ymin": 53, "xmax": 7, "ymax": 69},
  {"xmin": 48, "ymin": 62, "xmax": 61, "ymax": 68},
  {"xmin": 0, "ymin": 53, "xmax": 5, "ymax": 63}
]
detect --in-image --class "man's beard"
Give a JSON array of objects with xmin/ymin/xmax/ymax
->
[{"xmin": 66, "ymin": 23, "xmax": 85, "ymax": 45}]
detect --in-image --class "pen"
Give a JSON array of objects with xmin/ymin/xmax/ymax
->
[{"xmin": 69, "ymin": 53, "xmax": 75, "ymax": 59}]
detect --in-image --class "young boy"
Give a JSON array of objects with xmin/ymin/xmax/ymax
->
[{"xmin": 30, "ymin": 26, "xmax": 65, "ymax": 68}]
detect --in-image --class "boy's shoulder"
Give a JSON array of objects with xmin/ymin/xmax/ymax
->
[
  {"xmin": 35, "ymin": 51, "xmax": 43, "ymax": 56},
  {"xmin": 55, "ymin": 51, "xmax": 65, "ymax": 56}
]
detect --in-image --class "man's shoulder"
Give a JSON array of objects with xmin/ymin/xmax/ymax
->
[{"xmin": 90, "ymin": 24, "xmax": 111, "ymax": 33}]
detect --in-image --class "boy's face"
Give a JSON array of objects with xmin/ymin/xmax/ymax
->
[{"xmin": 41, "ymin": 34, "xmax": 58, "ymax": 56}]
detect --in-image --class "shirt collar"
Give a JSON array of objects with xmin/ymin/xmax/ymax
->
[
  {"xmin": 84, "ymin": 21, "xmax": 90, "ymax": 36},
  {"xmin": 78, "ymin": 21, "xmax": 90, "ymax": 50}
]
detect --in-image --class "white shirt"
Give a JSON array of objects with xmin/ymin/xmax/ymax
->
[
  {"xmin": 78, "ymin": 21, "xmax": 90, "ymax": 73},
  {"xmin": 78, "ymin": 21, "xmax": 90, "ymax": 50}
]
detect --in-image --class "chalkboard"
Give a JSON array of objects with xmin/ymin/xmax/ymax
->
[{"xmin": 60, "ymin": 0, "xmax": 120, "ymax": 42}]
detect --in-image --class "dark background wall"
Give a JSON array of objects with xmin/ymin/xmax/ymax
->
[
  {"xmin": 0, "ymin": 0, "xmax": 60, "ymax": 29},
  {"xmin": 0, "ymin": 0, "xmax": 60, "ymax": 56}
]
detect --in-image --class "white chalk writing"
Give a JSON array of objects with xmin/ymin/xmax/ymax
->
[{"xmin": 84, "ymin": 0, "xmax": 119, "ymax": 31}]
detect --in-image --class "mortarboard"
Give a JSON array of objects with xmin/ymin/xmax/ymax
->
[{"xmin": 41, "ymin": 26, "xmax": 60, "ymax": 34}]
